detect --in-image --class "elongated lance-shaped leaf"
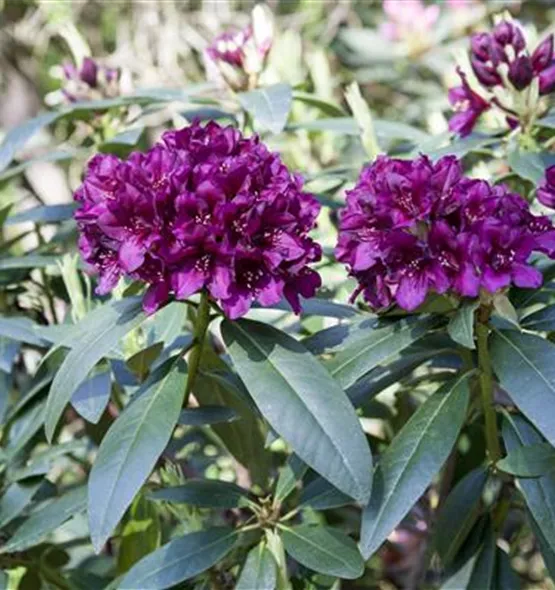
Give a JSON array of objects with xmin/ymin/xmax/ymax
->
[
  {"xmin": 236, "ymin": 543, "xmax": 277, "ymax": 590},
  {"xmin": 222, "ymin": 318, "xmax": 372, "ymax": 504},
  {"xmin": 502, "ymin": 414, "xmax": 555, "ymax": 552},
  {"xmin": 280, "ymin": 525, "xmax": 364, "ymax": 580},
  {"xmin": 119, "ymin": 528, "xmax": 237, "ymax": 590},
  {"xmin": 88, "ymin": 360, "xmax": 187, "ymax": 552},
  {"xmin": 45, "ymin": 297, "xmax": 145, "ymax": 441},
  {"xmin": 237, "ymin": 84, "xmax": 293, "ymax": 134},
  {"xmin": 0, "ymin": 486, "xmax": 87, "ymax": 553},
  {"xmin": 324, "ymin": 315, "xmax": 442, "ymax": 389},
  {"xmin": 491, "ymin": 329, "xmax": 555, "ymax": 444},
  {"xmin": 360, "ymin": 373, "xmax": 471, "ymax": 558},
  {"xmin": 447, "ymin": 301, "xmax": 478, "ymax": 349}
]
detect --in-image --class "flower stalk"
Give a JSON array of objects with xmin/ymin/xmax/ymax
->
[
  {"xmin": 476, "ymin": 306, "xmax": 502, "ymax": 463},
  {"xmin": 184, "ymin": 290, "xmax": 211, "ymax": 400}
]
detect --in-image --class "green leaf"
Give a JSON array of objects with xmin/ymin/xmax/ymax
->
[
  {"xmin": 237, "ymin": 83, "xmax": 293, "ymax": 134},
  {"xmin": 0, "ymin": 486, "xmax": 87, "ymax": 553},
  {"xmin": 0, "ymin": 316, "xmax": 49, "ymax": 347},
  {"xmin": 126, "ymin": 342, "xmax": 163, "ymax": 381},
  {"xmin": 529, "ymin": 512, "xmax": 555, "ymax": 580},
  {"xmin": 508, "ymin": 148, "xmax": 546, "ymax": 184},
  {"xmin": 0, "ymin": 255, "xmax": 62, "ymax": 270},
  {"xmin": 148, "ymin": 479, "xmax": 249, "ymax": 508},
  {"xmin": 274, "ymin": 454, "xmax": 307, "ymax": 504},
  {"xmin": 448, "ymin": 302, "xmax": 478, "ymax": 349},
  {"xmin": 45, "ymin": 297, "xmax": 145, "ymax": 441},
  {"xmin": 5, "ymin": 204, "xmax": 77, "ymax": 226},
  {"xmin": 502, "ymin": 414, "xmax": 555, "ymax": 551},
  {"xmin": 280, "ymin": 525, "xmax": 364, "ymax": 580},
  {"xmin": 236, "ymin": 543, "xmax": 277, "ymax": 590},
  {"xmin": 490, "ymin": 330, "xmax": 555, "ymax": 444},
  {"xmin": 520, "ymin": 305, "xmax": 555, "ymax": 331},
  {"xmin": 222, "ymin": 318, "xmax": 372, "ymax": 504},
  {"xmin": 324, "ymin": 315, "xmax": 442, "ymax": 389},
  {"xmin": 467, "ymin": 526, "xmax": 497, "ymax": 590},
  {"xmin": 255, "ymin": 297, "xmax": 358, "ymax": 319},
  {"xmin": 434, "ymin": 467, "xmax": 489, "ymax": 566},
  {"xmin": 0, "ymin": 151, "xmax": 75, "ymax": 184},
  {"xmin": 494, "ymin": 548, "xmax": 521, "ymax": 590},
  {"xmin": 178, "ymin": 405, "xmax": 238, "ymax": 426},
  {"xmin": 119, "ymin": 527, "xmax": 237, "ymax": 590},
  {"xmin": 360, "ymin": 373, "xmax": 471, "ymax": 558},
  {"xmin": 70, "ymin": 369, "xmax": 111, "ymax": 424},
  {"xmin": 88, "ymin": 360, "xmax": 187, "ymax": 552},
  {"xmin": 0, "ymin": 480, "xmax": 42, "ymax": 529},
  {"xmin": 300, "ymin": 477, "xmax": 354, "ymax": 510},
  {"xmin": 292, "ymin": 91, "xmax": 346, "ymax": 117},
  {"xmin": 195, "ymin": 346, "xmax": 269, "ymax": 486},
  {"xmin": 497, "ymin": 442, "xmax": 555, "ymax": 477},
  {"xmin": 0, "ymin": 112, "xmax": 60, "ymax": 173},
  {"xmin": 117, "ymin": 494, "xmax": 161, "ymax": 574}
]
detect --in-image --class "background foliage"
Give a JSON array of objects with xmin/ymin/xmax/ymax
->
[{"xmin": 2, "ymin": 0, "xmax": 555, "ymax": 589}]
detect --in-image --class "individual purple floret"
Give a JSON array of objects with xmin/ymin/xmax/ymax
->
[
  {"xmin": 336, "ymin": 155, "xmax": 555, "ymax": 311},
  {"xmin": 74, "ymin": 121, "xmax": 322, "ymax": 318},
  {"xmin": 537, "ymin": 166, "xmax": 555, "ymax": 209}
]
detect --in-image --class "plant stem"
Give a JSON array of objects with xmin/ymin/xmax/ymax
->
[
  {"xmin": 476, "ymin": 308, "xmax": 502, "ymax": 464},
  {"xmin": 184, "ymin": 291, "xmax": 211, "ymax": 401}
]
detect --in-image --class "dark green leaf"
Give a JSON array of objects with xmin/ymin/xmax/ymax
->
[
  {"xmin": 236, "ymin": 543, "xmax": 277, "ymax": 590},
  {"xmin": 360, "ymin": 373, "xmax": 471, "ymax": 558},
  {"xmin": 148, "ymin": 479, "xmax": 249, "ymax": 508},
  {"xmin": 254, "ymin": 297, "xmax": 359, "ymax": 319},
  {"xmin": 0, "ymin": 316, "xmax": 50, "ymax": 347},
  {"xmin": 491, "ymin": 330, "xmax": 555, "ymax": 444},
  {"xmin": 502, "ymin": 414, "xmax": 555, "ymax": 551},
  {"xmin": 325, "ymin": 315, "xmax": 441, "ymax": 389},
  {"xmin": 292, "ymin": 91, "xmax": 346, "ymax": 116},
  {"xmin": 508, "ymin": 148, "xmax": 545, "ymax": 184},
  {"xmin": 119, "ymin": 528, "xmax": 237, "ymax": 590},
  {"xmin": 126, "ymin": 342, "xmax": 163, "ymax": 381},
  {"xmin": 195, "ymin": 346, "xmax": 269, "ymax": 486},
  {"xmin": 280, "ymin": 525, "xmax": 364, "ymax": 579},
  {"xmin": 117, "ymin": 494, "xmax": 161, "ymax": 574},
  {"xmin": 0, "ymin": 480, "xmax": 42, "ymax": 529},
  {"xmin": 0, "ymin": 112, "xmax": 60, "ymax": 173},
  {"xmin": 435, "ymin": 467, "xmax": 489, "ymax": 565},
  {"xmin": 274, "ymin": 454, "xmax": 307, "ymax": 504},
  {"xmin": 0, "ymin": 255, "xmax": 61, "ymax": 270},
  {"xmin": 222, "ymin": 318, "xmax": 372, "ymax": 504},
  {"xmin": 467, "ymin": 526, "xmax": 497, "ymax": 590},
  {"xmin": 300, "ymin": 476, "xmax": 354, "ymax": 510},
  {"xmin": 448, "ymin": 302, "xmax": 478, "ymax": 349},
  {"xmin": 70, "ymin": 369, "xmax": 111, "ymax": 424},
  {"xmin": 529, "ymin": 512, "xmax": 555, "ymax": 580},
  {"xmin": 520, "ymin": 305, "xmax": 555, "ymax": 331},
  {"xmin": 238, "ymin": 84, "xmax": 293, "ymax": 134},
  {"xmin": 178, "ymin": 405, "xmax": 238, "ymax": 426},
  {"xmin": 497, "ymin": 442, "xmax": 555, "ymax": 477},
  {"xmin": 45, "ymin": 297, "xmax": 145, "ymax": 441},
  {"xmin": 5, "ymin": 204, "xmax": 77, "ymax": 226},
  {"xmin": 88, "ymin": 360, "xmax": 187, "ymax": 552},
  {"xmin": 494, "ymin": 548, "xmax": 521, "ymax": 590},
  {"xmin": 0, "ymin": 486, "xmax": 87, "ymax": 553}
]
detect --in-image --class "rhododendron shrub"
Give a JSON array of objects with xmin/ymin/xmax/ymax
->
[{"xmin": 2, "ymin": 4, "xmax": 555, "ymax": 590}]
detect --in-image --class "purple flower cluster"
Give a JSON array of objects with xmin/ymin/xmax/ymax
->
[
  {"xmin": 449, "ymin": 20, "xmax": 555, "ymax": 136},
  {"xmin": 62, "ymin": 57, "xmax": 120, "ymax": 103},
  {"xmin": 74, "ymin": 121, "xmax": 321, "ymax": 318},
  {"xmin": 336, "ymin": 155, "xmax": 555, "ymax": 311}
]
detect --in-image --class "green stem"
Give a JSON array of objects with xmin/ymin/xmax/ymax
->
[
  {"xmin": 184, "ymin": 291, "xmax": 211, "ymax": 400},
  {"xmin": 476, "ymin": 309, "xmax": 502, "ymax": 464}
]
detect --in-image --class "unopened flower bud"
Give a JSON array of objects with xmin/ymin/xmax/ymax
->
[
  {"xmin": 471, "ymin": 57, "xmax": 502, "ymax": 87},
  {"xmin": 532, "ymin": 35, "xmax": 554, "ymax": 73},
  {"xmin": 508, "ymin": 55, "xmax": 534, "ymax": 90},
  {"xmin": 539, "ymin": 63, "xmax": 555, "ymax": 95}
]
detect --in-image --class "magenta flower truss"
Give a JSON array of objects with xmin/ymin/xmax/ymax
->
[
  {"xmin": 62, "ymin": 57, "xmax": 120, "ymax": 103},
  {"xmin": 336, "ymin": 155, "xmax": 555, "ymax": 312},
  {"xmin": 448, "ymin": 20, "xmax": 555, "ymax": 136},
  {"xmin": 74, "ymin": 121, "xmax": 322, "ymax": 319}
]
